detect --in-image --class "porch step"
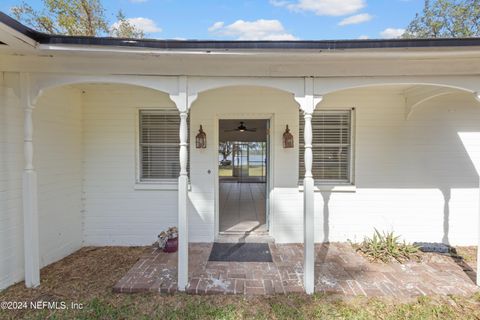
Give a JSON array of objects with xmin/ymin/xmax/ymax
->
[{"xmin": 216, "ymin": 232, "xmax": 275, "ymax": 243}]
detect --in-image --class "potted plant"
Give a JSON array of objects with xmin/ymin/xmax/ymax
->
[{"xmin": 157, "ymin": 227, "xmax": 178, "ymax": 253}]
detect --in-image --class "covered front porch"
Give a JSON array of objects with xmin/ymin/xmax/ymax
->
[{"xmin": 9, "ymin": 73, "xmax": 480, "ymax": 295}]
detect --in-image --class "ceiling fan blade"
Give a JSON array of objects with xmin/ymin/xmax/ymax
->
[{"xmin": 223, "ymin": 122, "xmax": 258, "ymax": 132}]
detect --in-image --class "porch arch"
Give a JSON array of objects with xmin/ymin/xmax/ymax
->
[
  {"xmin": 28, "ymin": 74, "xmax": 180, "ymax": 106},
  {"xmin": 316, "ymin": 80, "xmax": 479, "ymax": 119},
  {"xmin": 187, "ymin": 76, "xmax": 305, "ymax": 103},
  {"xmin": 314, "ymin": 76, "xmax": 479, "ymax": 96}
]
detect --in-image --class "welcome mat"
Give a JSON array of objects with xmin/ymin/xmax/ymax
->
[{"xmin": 208, "ymin": 243, "xmax": 273, "ymax": 262}]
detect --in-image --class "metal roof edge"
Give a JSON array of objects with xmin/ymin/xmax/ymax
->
[{"xmin": 2, "ymin": 11, "xmax": 480, "ymax": 51}]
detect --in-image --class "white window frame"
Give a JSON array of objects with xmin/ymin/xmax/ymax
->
[
  {"xmin": 299, "ymin": 108, "xmax": 356, "ymax": 187},
  {"xmin": 135, "ymin": 108, "xmax": 182, "ymax": 189}
]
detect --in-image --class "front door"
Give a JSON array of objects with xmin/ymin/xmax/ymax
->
[{"xmin": 218, "ymin": 119, "xmax": 269, "ymax": 234}]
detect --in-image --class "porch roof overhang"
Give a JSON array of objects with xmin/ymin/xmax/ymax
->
[
  {"xmin": 2, "ymin": 11, "xmax": 480, "ymax": 54},
  {"xmin": 2, "ymin": 12, "xmax": 480, "ymax": 79},
  {"xmin": 20, "ymin": 34, "xmax": 480, "ymax": 52}
]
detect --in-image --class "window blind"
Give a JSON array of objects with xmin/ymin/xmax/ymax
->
[
  {"xmin": 139, "ymin": 110, "xmax": 187, "ymax": 180},
  {"xmin": 299, "ymin": 110, "xmax": 352, "ymax": 183}
]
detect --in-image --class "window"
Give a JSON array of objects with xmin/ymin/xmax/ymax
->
[
  {"xmin": 139, "ymin": 110, "xmax": 187, "ymax": 181},
  {"xmin": 299, "ymin": 110, "xmax": 353, "ymax": 184}
]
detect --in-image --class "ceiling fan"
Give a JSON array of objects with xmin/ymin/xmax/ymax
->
[{"xmin": 224, "ymin": 121, "xmax": 257, "ymax": 132}]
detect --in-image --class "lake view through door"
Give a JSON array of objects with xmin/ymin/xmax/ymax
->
[{"xmin": 218, "ymin": 119, "xmax": 269, "ymax": 234}]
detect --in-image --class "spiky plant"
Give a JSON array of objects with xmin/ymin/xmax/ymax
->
[{"xmin": 352, "ymin": 229, "xmax": 421, "ymax": 263}]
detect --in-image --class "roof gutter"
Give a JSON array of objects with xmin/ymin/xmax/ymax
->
[{"xmin": 2, "ymin": 11, "xmax": 480, "ymax": 51}]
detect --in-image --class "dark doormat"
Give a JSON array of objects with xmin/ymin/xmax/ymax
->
[{"xmin": 208, "ymin": 243, "xmax": 273, "ymax": 262}]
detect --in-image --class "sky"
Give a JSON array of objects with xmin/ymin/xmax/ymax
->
[{"xmin": 0, "ymin": 0, "xmax": 425, "ymax": 40}]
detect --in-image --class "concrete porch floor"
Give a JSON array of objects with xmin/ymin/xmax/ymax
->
[{"xmin": 113, "ymin": 243, "xmax": 478, "ymax": 297}]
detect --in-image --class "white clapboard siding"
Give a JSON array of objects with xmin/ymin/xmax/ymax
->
[
  {"xmin": 0, "ymin": 82, "xmax": 84, "ymax": 291},
  {"xmin": 274, "ymin": 89, "xmax": 480, "ymax": 244},
  {"xmin": 34, "ymin": 86, "xmax": 83, "ymax": 267},
  {"xmin": 0, "ymin": 80, "xmax": 24, "ymax": 291},
  {"xmin": 81, "ymin": 85, "xmax": 181, "ymax": 245},
  {"xmin": 190, "ymin": 86, "xmax": 301, "ymax": 242}
]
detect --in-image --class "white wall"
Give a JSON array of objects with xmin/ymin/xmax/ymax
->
[
  {"xmin": 35, "ymin": 86, "xmax": 83, "ymax": 266},
  {"xmin": 0, "ymin": 77, "xmax": 84, "ymax": 290},
  {"xmin": 81, "ymin": 85, "xmax": 302, "ymax": 244},
  {"xmin": 190, "ymin": 86, "xmax": 300, "ymax": 242},
  {"xmin": 81, "ymin": 84, "xmax": 179, "ymax": 245},
  {"xmin": 188, "ymin": 86, "xmax": 480, "ymax": 245},
  {"xmin": 274, "ymin": 89, "xmax": 480, "ymax": 245},
  {"xmin": 0, "ymin": 74, "xmax": 24, "ymax": 290}
]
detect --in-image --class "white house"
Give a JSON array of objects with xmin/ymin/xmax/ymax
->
[{"xmin": 1, "ymin": 12, "xmax": 480, "ymax": 294}]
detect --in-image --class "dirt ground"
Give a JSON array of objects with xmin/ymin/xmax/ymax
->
[
  {"xmin": 455, "ymin": 246, "xmax": 477, "ymax": 265},
  {"xmin": 0, "ymin": 246, "xmax": 479, "ymax": 320}
]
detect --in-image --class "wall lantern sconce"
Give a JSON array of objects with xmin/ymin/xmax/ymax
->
[
  {"xmin": 283, "ymin": 125, "xmax": 294, "ymax": 148},
  {"xmin": 196, "ymin": 125, "xmax": 207, "ymax": 149}
]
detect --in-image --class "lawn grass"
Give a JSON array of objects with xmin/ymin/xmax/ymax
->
[
  {"xmin": 218, "ymin": 165, "xmax": 264, "ymax": 177},
  {"xmin": 2, "ymin": 293, "xmax": 480, "ymax": 320},
  {"xmin": 1, "ymin": 246, "xmax": 479, "ymax": 320}
]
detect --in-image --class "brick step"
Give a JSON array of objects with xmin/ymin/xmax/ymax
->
[{"xmin": 216, "ymin": 233, "xmax": 275, "ymax": 243}]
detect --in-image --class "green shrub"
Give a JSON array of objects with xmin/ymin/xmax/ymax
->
[{"xmin": 352, "ymin": 229, "xmax": 421, "ymax": 263}]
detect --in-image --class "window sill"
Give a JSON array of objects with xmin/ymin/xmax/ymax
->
[
  {"xmin": 134, "ymin": 181, "xmax": 192, "ymax": 191},
  {"xmin": 298, "ymin": 184, "xmax": 356, "ymax": 193},
  {"xmin": 134, "ymin": 182, "xmax": 178, "ymax": 190}
]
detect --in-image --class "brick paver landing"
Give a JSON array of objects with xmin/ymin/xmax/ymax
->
[{"xmin": 113, "ymin": 243, "xmax": 478, "ymax": 297}]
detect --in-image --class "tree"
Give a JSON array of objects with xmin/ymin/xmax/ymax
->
[
  {"xmin": 11, "ymin": 0, "xmax": 145, "ymax": 38},
  {"xmin": 219, "ymin": 142, "xmax": 233, "ymax": 164},
  {"xmin": 110, "ymin": 10, "xmax": 144, "ymax": 39},
  {"xmin": 403, "ymin": 0, "xmax": 480, "ymax": 38}
]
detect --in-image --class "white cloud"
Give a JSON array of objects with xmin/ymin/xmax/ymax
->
[
  {"xmin": 112, "ymin": 17, "xmax": 162, "ymax": 33},
  {"xmin": 270, "ymin": 0, "xmax": 290, "ymax": 6},
  {"xmin": 270, "ymin": 0, "xmax": 366, "ymax": 16},
  {"xmin": 208, "ymin": 19, "xmax": 298, "ymax": 40},
  {"xmin": 208, "ymin": 21, "xmax": 225, "ymax": 32},
  {"xmin": 338, "ymin": 13, "xmax": 372, "ymax": 26},
  {"xmin": 358, "ymin": 35, "xmax": 369, "ymax": 39},
  {"xmin": 380, "ymin": 27, "xmax": 405, "ymax": 38}
]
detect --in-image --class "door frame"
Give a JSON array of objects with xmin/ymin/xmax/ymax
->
[{"xmin": 214, "ymin": 114, "xmax": 274, "ymax": 240}]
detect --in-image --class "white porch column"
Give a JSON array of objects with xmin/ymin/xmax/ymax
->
[
  {"xmin": 20, "ymin": 73, "xmax": 40, "ymax": 288},
  {"xmin": 296, "ymin": 78, "xmax": 323, "ymax": 294},
  {"xmin": 303, "ymin": 108, "xmax": 315, "ymax": 295},
  {"xmin": 478, "ymin": 177, "xmax": 480, "ymax": 286},
  {"xmin": 178, "ymin": 109, "xmax": 189, "ymax": 291},
  {"xmin": 475, "ymin": 92, "xmax": 480, "ymax": 286},
  {"xmin": 170, "ymin": 76, "xmax": 197, "ymax": 291}
]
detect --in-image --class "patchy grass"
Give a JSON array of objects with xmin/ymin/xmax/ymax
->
[
  {"xmin": 4, "ymin": 293, "xmax": 479, "ymax": 320},
  {"xmin": 455, "ymin": 246, "xmax": 477, "ymax": 266},
  {"xmin": 1, "ymin": 246, "xmax": 479, "ymax": 320}
]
